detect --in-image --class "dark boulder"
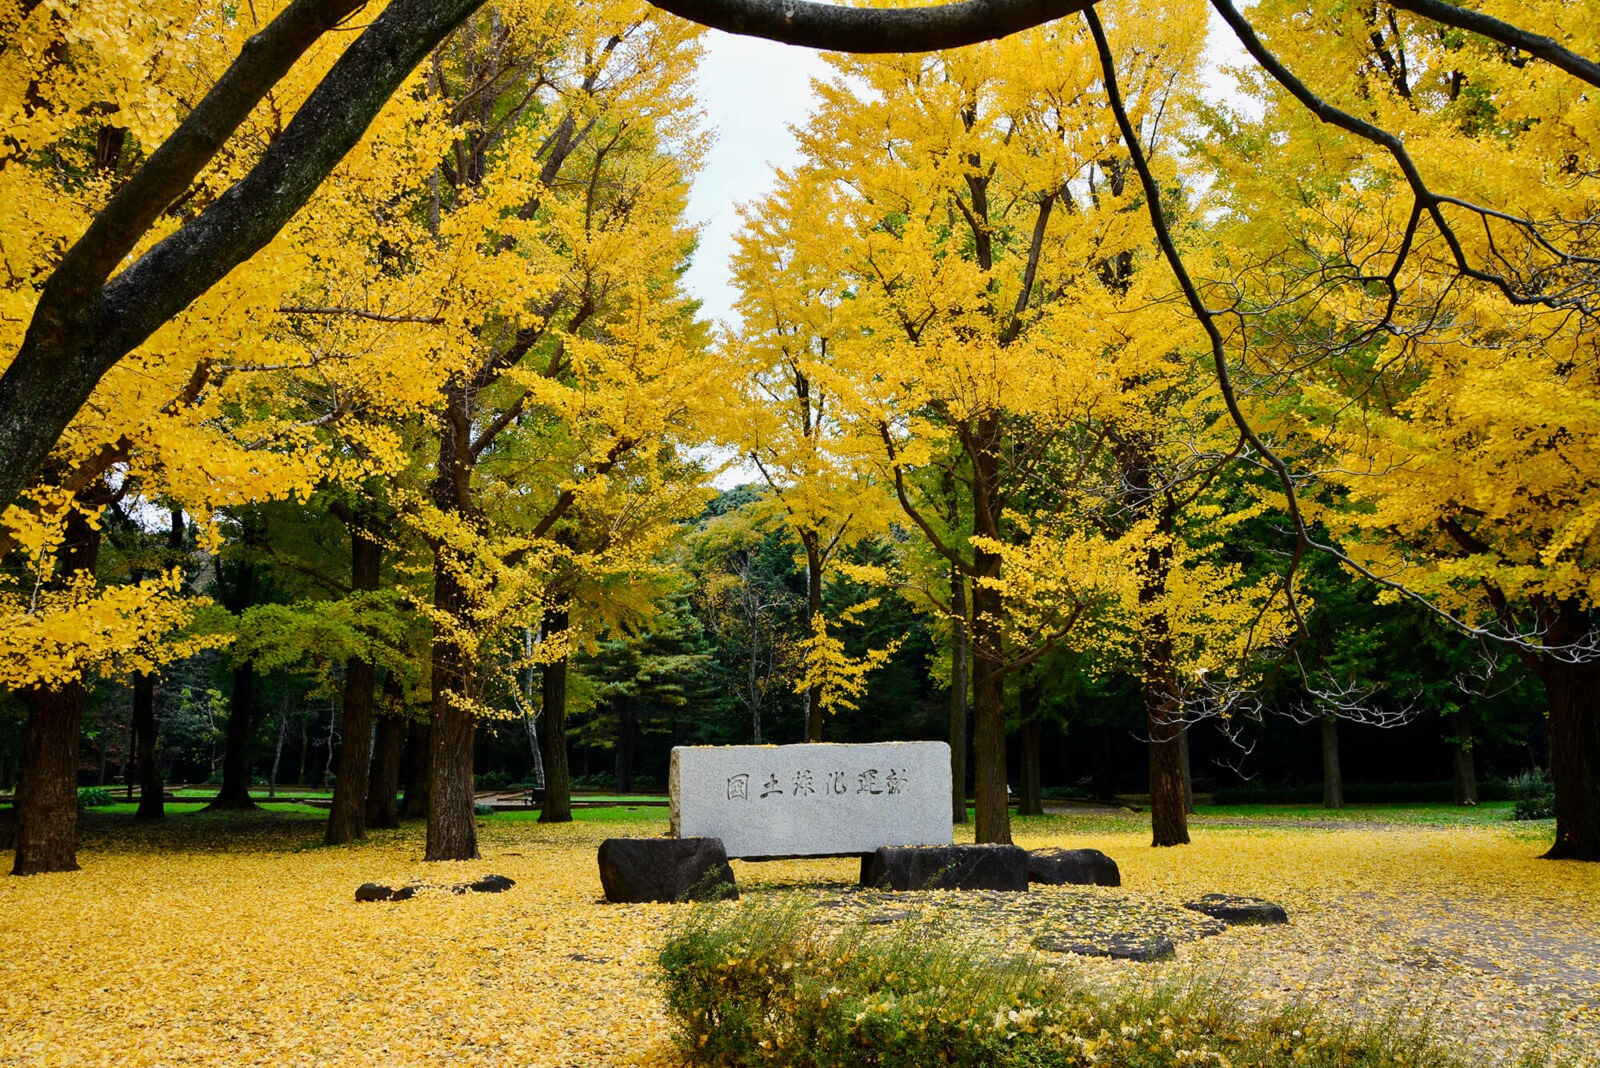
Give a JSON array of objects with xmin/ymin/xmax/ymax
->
[
  {"xmin": 1027, "ymin": 847, "xmax": 1121, "ymax": 887},
  {"xmin": 860, "ymin": 844, "xmax": 1029, "ymax": 892},
  {"xmin": 355, "ymin": 882, "xmax": 394, "ymax": 902},
  {"xmin": 1183, "ymin": 893, "xmax": 1288, "ymax": 925},
  {"xmin": 597, "ymin": 837, "xmax": 738, "ymax": 903}
]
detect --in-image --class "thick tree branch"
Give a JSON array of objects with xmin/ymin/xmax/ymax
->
[
  {"xmin": 647, "ymin": 0, "xmax": 1098, "ymax": 52},
  {"xmin": 1390, "ymin": 0, "xmax": 1600, "ymax": 89},
  {"xmin": 0, "ymin": 0, "xmax": 486, "ymax": 516}
]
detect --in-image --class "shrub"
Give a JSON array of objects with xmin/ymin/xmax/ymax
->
[
  {"xmin": 1211, "ymin": 780, "xmax": 1509, "ymax": 805},
  {"xmin": 475, "ymin": 771, "xmax": 512, "ymax": 791},
  {"xmin": 472, "ymin": 801, "xmax": 494, "ymax": 816},
  {"xmin": 570, "ymin": 773, "xmax": 617, "ymax": 791},
  {"xmin": 659, "ymin": 901, "xmax": 1498, "ymax": 1068},
  {"xmin": 76, "ymin": 787, "xmax": 114, "ymax": 809},
  {"xmin": 1507, "ymin": 769, "xmax": 1557, "ymax": 821}
]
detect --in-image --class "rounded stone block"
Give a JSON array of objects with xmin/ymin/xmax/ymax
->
[
  {"xmin": 598, "ymin": 837, "xmax": 738, "ymax": 903},
  {"xmin": 860, "ymin": 844, "xmax": 1029, "ymax": 892},
  {"xmin": 1027, "ymin": 847, "xmax": 1121, "ymax": 887}
]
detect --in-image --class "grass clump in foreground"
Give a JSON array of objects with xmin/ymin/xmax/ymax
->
[{"xmin": 659, "ymin": 900, "xmax": 1546, "ymax": 1068}]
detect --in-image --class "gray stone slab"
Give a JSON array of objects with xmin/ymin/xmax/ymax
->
[{"xmin": 670, "ymin": 742, "xmax": 953, "ymax": 859}]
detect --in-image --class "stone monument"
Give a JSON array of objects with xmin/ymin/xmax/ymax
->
[{"xmin": 669, "ymin": 741, "xmax": 953, "ymax": 859}]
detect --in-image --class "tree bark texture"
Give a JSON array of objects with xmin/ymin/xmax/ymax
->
[
  {"xmin": 969, "ymin": 546, "xmax": 1011, "ymax": 845},
  {"xmin": 365, "ymin": 713, "xmax": 405, "ymax": 830},
  {"xmin": 400, "ymin": 721, "xmax": 430, "ymax": 820},
  {"xmin": 804, "ymin": 539, "xmax": 825, "ymax": 742},
  {"xmin": 539, "ymin": 608, "xmax": 573, "ymax": 823},
  {"xmin": 425, "ymin": 556, "xmax": 478, "ymax": 860},
  {"xmin": 949, "ymin": 566, "xmax": 970, "ymax": 824},
  {"xmin": 1321, "ymin": 715, "xmax": 1344, "ymax": 810},
  {"xmin": 1114, "ymin": 430, "xmax": 1188, "ymax": 846},
  {"xmin": 131, "ymin": 671, "xmax": 164, "ymax": 822},
  {"xmin": 11, "ymin": 682, "xmax": 85, "ymax": 875},
  {"xmin": 1538, "ymin": 605, "xmax": 1600, "ymax": 860},
  {"xmin": 1017, "ymin": 679, "xmax": 1044, "ymax": 817},
  {"xmin": 1179, "ymin": 727, "xmax": 1195, "ymax": 814},
  {"xmin": 11, "ymin": 507, "xmax": 99, "ymax": 874},
  {"xmin": 326, "ymin": 525, "xmax": 381, "ymax": 845},
  {"xmin": 1449, "ymin": 712, "xmax": 1478, "ymax": 806},
  {"xmin": 209, "ymin": 661, "xmax": 259, "ymax": 809}
]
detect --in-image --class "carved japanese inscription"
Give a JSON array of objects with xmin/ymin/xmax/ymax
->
[{"xmin": 670, "ymin": 742, "xmax": 953, "ymax": 859}]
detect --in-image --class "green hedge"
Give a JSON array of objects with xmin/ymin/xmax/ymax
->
[{"xmin": 658, "ymin": 901, "xmax": 1498, "ymax": 1068}]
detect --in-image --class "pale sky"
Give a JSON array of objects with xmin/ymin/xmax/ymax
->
[{"xmin": 682, "ymin": 31, "xmax": 830, "ymax": 332}]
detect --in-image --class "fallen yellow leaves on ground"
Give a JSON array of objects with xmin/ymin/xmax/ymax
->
[{"xmin": 1, "ymin": 811, "xmax": 1595, "ymax": 1066}]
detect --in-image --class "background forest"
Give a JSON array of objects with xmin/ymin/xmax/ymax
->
[{"xmin": 1, "ymin": 0, "xmax": 1595, "ymax": 871}]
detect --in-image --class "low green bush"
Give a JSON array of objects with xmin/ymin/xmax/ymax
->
[
  {"xmin": 1211, "ymin": 780, "xmax": 1509, "ymax": 805},
  {"xmin": 570, "ymin": 773, "xmax": 617, "ymax": 790},
  {"xmin": 475, "ymin": 771, "xmax": 512, "ymax": 791},
  {"xmin": 1507, "ymin": 768, "xmax": 1557, "ymax": 820},
  {"xmin": 472, "ymin": 801, "xmax": 494, "ymax": 816},
  {"xmin": 659, "ymin": 901, "xmax": 1511, "ymax": 1068},
  {"xmin": 76, "ymin": 786, "xmax": 114, "ymax": 809}
]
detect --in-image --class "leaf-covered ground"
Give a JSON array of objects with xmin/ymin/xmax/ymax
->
[{"xmin": 1, "ymin": 806, "xmax": 1595, "ymax": 1066}]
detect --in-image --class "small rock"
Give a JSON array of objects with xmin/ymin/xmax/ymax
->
[
  {"xmin": 1028, "ymin": 847, "xmax": 1121, "ymax": 887},
  {"xmin": 1183, "ymin": 893, "xmax": 1288, "ymax": 925},
  {"xmin": 391, "ymin": 885, "xmax": 418, "ymax": 901},
  {"xmin": 1033, "ymin": 933, "xmax": 1176, "ymax": 962},
  {"xmin": 469, "ymin": 874, "xmax": 515, "ymax": 893},
  {"xmin": 861, "ymin": 844, "xmax": 1030, "ymax": 892},
  {"xmin": 355, "ymin": 883, "xmax": 394, "ymax": 902}
]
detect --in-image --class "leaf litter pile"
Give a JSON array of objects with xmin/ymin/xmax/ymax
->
[{"xmin": 2, "ymin": 810, "xmax": 1596, "ymax": 1066}]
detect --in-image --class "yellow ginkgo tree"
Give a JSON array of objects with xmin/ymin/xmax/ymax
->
[{"xmin": 1193, "ymin": 0, "xmax": 1600, "ymax": 859}]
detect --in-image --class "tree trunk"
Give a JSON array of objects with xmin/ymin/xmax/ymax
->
[
  {"xmin": 1179, "ymin": 726, "xmax": 1195, "ymax": 814},
  {"xmin": 539, "ymin": 607, "xmax": 572, "ymax": 823},
  {"xmin": 1449, "ymin": 712, "xmax": 1478, "ymax": 806},
  {"xmin": 949, "ymin": 565, "xmax": 970, "ymax": 824},
  {"xmin": 11, "ymin": 507, "xmax": 99, "ymax": 875},
  {"xmin": 131, "ymin": 671, "xmax": 164, "ymax": 822},
  {"xmin": 804, "ymin": 538, "xmax": 825, "ymax": 741},
  {"xmin": 269, "ymin": 706, "xmax": 287, "ymax": 798},
  {"xmin": 614, "ymin": 700, "xmax": 637, "ymax": 793},
  {"xmin": 11, "ymin": 681, "xmax": 86, "ymax": 875},
  {"xmin": 400, "ymin": 721, "xmax": 430, "ymax": 820},
  {"xmin": 1147, "ymin": 694, "xmax": 1189, "ymax": 846},
  {"xmin": 969, "ymin": 548, "xmax": 1011, "ymax": 845},
  {"xmin": 1321, "ymin": 715, "xmax": 1344, "ymax": 810},
  {"xmin": 365, "ymin": 714, "xmax": 404, "ymax": 830},
  {"xmin": 208, "ymin": 661, "xmax": 259, "ymax": 809},
  {"xmin": 1017, "ymin": 679, "xmax": 1044, "ymax": 817},
  {"xmin": 326, "ymin": 526, "xmax": 381, "ymax": 845},
  {"xmin": 1112, "ymin": 429, "xmax": 1188, "ymax": 847},
  {"xmin": 425, "ymin": 552, "xmax": 478, "ymax": 860},
  {"xmin": 1538, "ymin": 624, "xmax": 1600, "ymax": 860}
]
